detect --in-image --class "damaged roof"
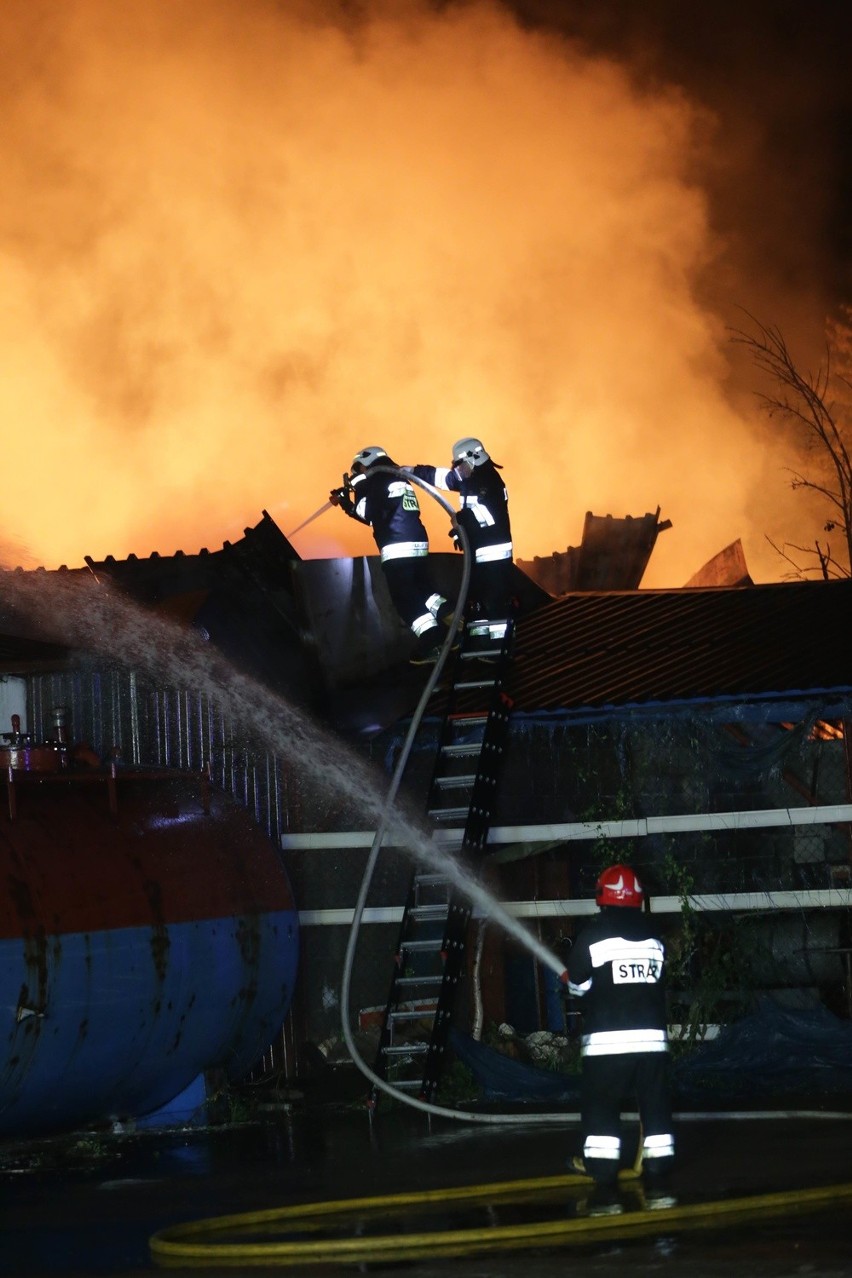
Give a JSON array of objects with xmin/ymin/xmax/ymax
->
[
  {"xmin": 1, "ymin": 513, "xmax": 318, "ymax": 708},
  {"xmin": 6, "ymin": 508, "xmax": 850, "ymax": 728},
  {"xmin": 516, "ymin": 509, "xmax": 672, "ymax": 594}
]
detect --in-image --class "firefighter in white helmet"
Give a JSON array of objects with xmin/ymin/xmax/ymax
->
[
  {"xmin": 330, "ymin": 446, "xmax": 451, "ymax": 664},
  {"xmin": 566, "ymin": 864, "xmax": 675, "ymax": 1212},
  {"xmin": 406, "ymin": 438, "xmax": 514, "ymax": 636}
]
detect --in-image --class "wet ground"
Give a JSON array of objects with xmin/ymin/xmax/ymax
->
[{"xmin": 1, "ymin": 1071, "xmax": 852, "ymax": 1278}]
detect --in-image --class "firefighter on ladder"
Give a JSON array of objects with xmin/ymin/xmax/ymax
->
[
  {"xmin": 566, "ymin": 864, "xmax": 676, "ymax": 1213},
  {"xmin": 330, "ymin": 445, "xmax": 452, "ymax": 664},
  {"xmin": 405, "ymin": 437, "xmax": 514, "ymax": 640}
]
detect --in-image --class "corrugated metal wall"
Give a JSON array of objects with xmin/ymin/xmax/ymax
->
[{"xmin": 27, "ymin": 664, "xmax": 287, "ymax": 845}]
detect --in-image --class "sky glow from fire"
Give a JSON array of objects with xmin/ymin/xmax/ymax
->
[{"xmin": 0, "ymin": 0, "xmax": 843, "ymax": 585}]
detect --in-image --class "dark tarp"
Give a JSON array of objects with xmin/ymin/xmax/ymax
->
[
  {"xmin": 449, "ymin": 1001, "xmax": 852, "ymax": 1108},
  {"xmin": 673, "ymin": 999, "xmax": 852, "ymax": 1106}
]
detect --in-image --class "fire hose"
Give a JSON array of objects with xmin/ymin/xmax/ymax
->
[{"xmin": 287, "ymin": 463, "xmax": 577, "ymax": 1125}]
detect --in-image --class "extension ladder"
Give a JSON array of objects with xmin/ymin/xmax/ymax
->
[{"xmin": 369, "ymin": 612, "xmax": 516, "ymax": 1107}]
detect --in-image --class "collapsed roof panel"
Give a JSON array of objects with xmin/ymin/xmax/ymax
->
[{"xmin": 517, "ymin": 509, "xmax": 671, "ymax": 594}]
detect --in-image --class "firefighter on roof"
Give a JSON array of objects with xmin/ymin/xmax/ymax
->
[
  {"xmin": 566, "ymin": 864, "xmax": 675, "ymax": 1209},
  {"xmin": 330, "ymin": 446, "xmax": 451, "ymax": 665},
  {"xmin": 406, "ymin": 437, "xmax": 514, "ymax": 637}
]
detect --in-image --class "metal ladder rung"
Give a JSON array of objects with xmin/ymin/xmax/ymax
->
[
  {"xmin": 441, "ymin": 742, "xmax": 483, "ymax": 758},
  {"xmin": 434, "ymin": 774, "xmax": 476, "ymax": 790},
  {"xmin": 408, "ymin": 904, "xmax": 450, "ymax": 921},
  {"xmin": 448, "ymin": 714, "xmax": 488, "ymax": 729},
  {"xmin": 394, "ymin": 975, "xmax": 444, "ymax": 987},
  {"xmin": 381, "ymin": 1043, "xmax": 428, "ymax": 1057},
  {"xmin": 400, "ymin": 938, "xmax": 444, "ymax": 953},
  {"xmin": 453, "ymin": 678, "xmax": 499, "ymax": 691},
  {"xmin": 415, "ymin": 873, "xmax": 450, "ymax": 887},
  {"xmin": 388, "ymin": 1009, "xmax": 436, "ymax": 1022},
  {"xmin": 389, "ymin": 1079, "xmax": 424, "ymax": 1091},
  {"xmin": 427, "ymin": 806, "xmax": 470, "ymax": 822}
]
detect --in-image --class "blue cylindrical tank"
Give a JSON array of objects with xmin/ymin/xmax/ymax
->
[{"xmin": 0, "ymin": 761, "xmax": 299, "ymax": 1138}]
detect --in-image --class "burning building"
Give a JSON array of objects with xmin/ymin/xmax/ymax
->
[{"xmin": 1, "ymin": 505, "xmax": 850, "ymax": 1134}]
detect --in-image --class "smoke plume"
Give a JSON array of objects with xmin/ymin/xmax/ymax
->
[{"xmin": 0, "ymin": 0, "xmax": 843, "ymax": 584}]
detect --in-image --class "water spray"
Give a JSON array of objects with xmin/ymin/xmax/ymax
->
[
  {"xmin": 287, "ymin": 471, "xmax": 352, "ymax": 539},
  {"xmin": 286, "ymin": 500, "xmax": 333, "ymax": 539}
]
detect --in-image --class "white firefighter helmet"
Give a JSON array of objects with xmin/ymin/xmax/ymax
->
[
  {"xmin": 351, "ymin": 445, "xmax": 388, "ymax": 472},
  {"xmin": 452, "ymin": 437, "xmax": 490, "ymax": 467}
]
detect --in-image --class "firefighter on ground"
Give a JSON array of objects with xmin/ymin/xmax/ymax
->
[
  {"xmin": 330, "ymin": 446, "xmax": 451, "ymax": 664},
  {"xmin": 566, "ymin": 864, "xmax": 675, "ymax": 1209},
  {"xmin": 405, "ymin": 438, "xmax": 514, "ymax": 637}
]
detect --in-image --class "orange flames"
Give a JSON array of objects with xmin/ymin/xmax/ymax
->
[{"xmin": 0, "ymin": 1, "xmax": 833, "ymax": 586}]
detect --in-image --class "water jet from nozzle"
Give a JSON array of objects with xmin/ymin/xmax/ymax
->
[{"xmin": 287, "ymin": 500, "xmax": 332, "ymax": 539}]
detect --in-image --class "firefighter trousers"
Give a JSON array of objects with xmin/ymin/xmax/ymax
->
[
  {"xmin": 381, "ymin": 556, "xmax": 443, "ymax": 635},
  {"xmin": 581, "ymin": 1051, "xmax": 675, "ymax": 1185}
]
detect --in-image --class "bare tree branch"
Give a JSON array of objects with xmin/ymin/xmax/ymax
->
[
  {"xmin": 764, "ymin": 534, "xmax": 847, "ymax": 581},
  {"xmin": 732, "ymin": 311, "xmax": 852, "ymax": 577}
]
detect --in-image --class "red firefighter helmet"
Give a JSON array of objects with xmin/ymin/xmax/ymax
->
[{"xmin": 595, "ymin": 864, "xmax": 644, "ymax": 908}]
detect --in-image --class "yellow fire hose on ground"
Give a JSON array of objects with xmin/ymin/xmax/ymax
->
[{"xmin": 149, "ymin": 1169, "xmax": 852, "ymax": 1268}]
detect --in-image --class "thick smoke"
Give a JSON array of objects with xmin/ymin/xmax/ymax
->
[{"xmin": 0, "ymin": 0, "xmax": 842, "ymax": 583}]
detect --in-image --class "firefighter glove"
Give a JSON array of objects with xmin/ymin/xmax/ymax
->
[{"xmin": 331, "ymin": 486, "xmax": 358, "ymax": 518}]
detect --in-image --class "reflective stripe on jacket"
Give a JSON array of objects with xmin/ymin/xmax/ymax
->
[
  {"xmin": 351, "ymin": 471, "xmax": 429, "ymax": 554},
  {"xmin": 567, "ymin": 907, "xmax": 668, "ymax": 1058},
  {"xmin": 409, "ymin": 460, "xmax": 512, "ymax": 557}
]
